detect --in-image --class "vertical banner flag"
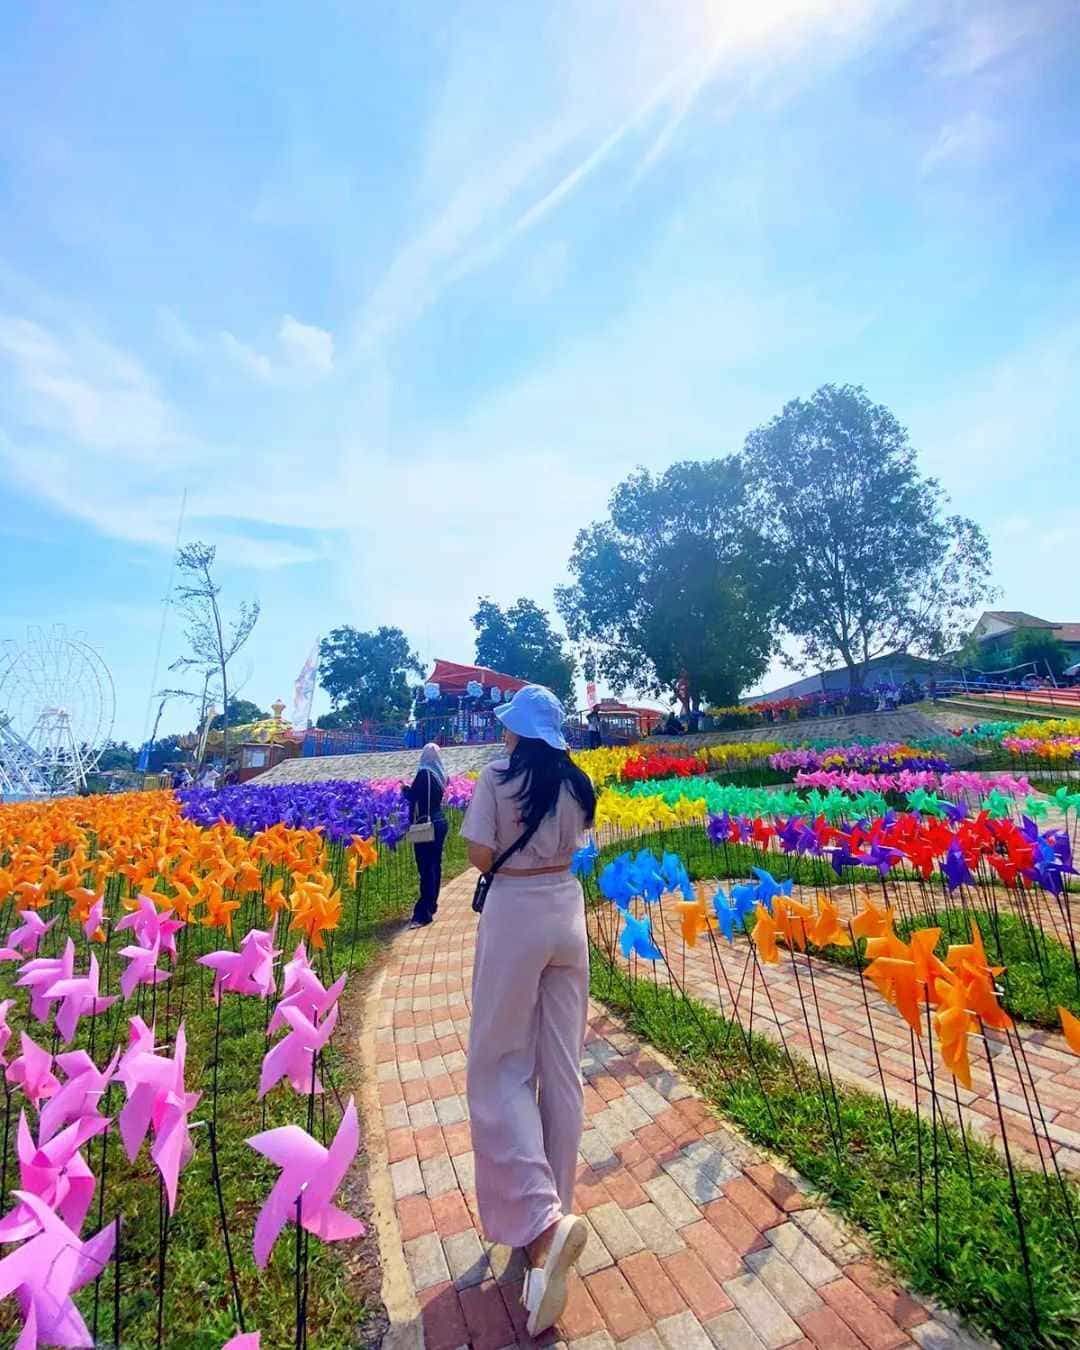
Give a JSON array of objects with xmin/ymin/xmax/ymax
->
[
  {"xmin": 292, "ymin": 642, "xmax": 319, "ymax": 732},
  {"xmin": 585, "ymin": 681, "xmax": 598, "ymax": 708}
]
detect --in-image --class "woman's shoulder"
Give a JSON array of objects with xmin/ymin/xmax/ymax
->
[{"xmin": 476, "ymin": 757, "xmax": 510, "ymax": 788}]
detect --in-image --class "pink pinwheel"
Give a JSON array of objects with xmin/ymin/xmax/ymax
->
[
  {"xmin": 247, "ymin": 1096, "xmax": 364, "ymax": 1268},
  {"xmin": 0, "ymin": 911, "xmax": 56, "ymax": 962},
  {"xmin": 0, "ymin": 1190, "xmax": 115, "ymax": 1350},
  {"xmin": 259, "ymin": 1002, "xmax": 339, "ymax": 1098},
  {"xmin": 0, "ymin": 1111, "xmax": 108, "ymax": 1241},
  {"xmin": 118, "ymin": 936, "xmax": 171, "ymax": 1001},
  {"xmin": 0, "ymin": 998, "xmax": 14, "ymax": 1066},
  {"xmin": 118, "ymin": 1022, "xmax": 200, "ymax": 1211},
  {"xmin": 199, "ymin": 925, "xmax": 278, "ymax": 1002},
  {"xmin": 223, "ymin": 1334, "xmax": 260, "ymax": 1349},
  {"xmin": 15, "ymin": 938, "xmax": 75, "ymax": 1023},
  {"xmin": 115, "ymin": 894, "xmax": 185, "ymax": 962},
  {"xmin": 44, "ymin": 953, "xmax": 117, "ymax": 1044},
  {"xmin": 267, "ymin": 966, "xmax": 346, "ymax": 1037},
  {"xmin": 38, "ymin": 1048, "xmax": 120, "ymax": 1143},
  {"xmin": 82, "ymin": 896, "xmax": 106, "ymax": 944},
  {"xmin": 5, "ymin": 1033, "xmax": 60, "ymax": 1108}
]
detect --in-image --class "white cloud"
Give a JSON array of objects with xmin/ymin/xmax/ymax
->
[
  {"xmin": 278, "ymin": 316, "xmax": 334, "ymax": 374},
  {"xmin": 921, "ymin": 110, "xmax": 996, "ymax": 173},
  {"xmin": 220, "ymin": 330, "xmax": 274, "ymax": 381},
  {"xmin": 931, "ymin": 0, "xmax": 1070, "ymax": 77},
  {"xmin": 0, "ymin": 314, "xmax": 176, "ymax": 456}
]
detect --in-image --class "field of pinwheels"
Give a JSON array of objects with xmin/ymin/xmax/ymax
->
[
  {"xmin": 0, "ymin": 786, "xmax": 470, "ymax": 1348},
  {"xmin": 571, "ymin": 759, "xmax": 1080, "ymax": 1346}
]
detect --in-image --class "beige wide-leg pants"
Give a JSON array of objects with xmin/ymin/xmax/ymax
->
[{"xmin": 467, "ymin": 871, "xmax": 589, "ymax": 1249}]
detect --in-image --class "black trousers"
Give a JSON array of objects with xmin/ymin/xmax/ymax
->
[{"xmin": 411, "ymin": 817, "xmax": 449, "ymax": 924}]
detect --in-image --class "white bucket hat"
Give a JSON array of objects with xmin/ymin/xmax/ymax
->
[{"xmin": 494, "ymin": 684, "xmax": 568, "ymax": 751}]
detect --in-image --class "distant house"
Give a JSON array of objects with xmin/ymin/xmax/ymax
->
[
  {"xmin": 744, "ymin": 651, "xmax": 950, "ymax": 704},
  {"xmin": 970, "ymin": 611, "xmax": 1080, "ymax": 664}
]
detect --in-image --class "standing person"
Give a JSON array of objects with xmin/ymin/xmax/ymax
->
[
  {"xmin": 404, "ymin": 743, "xmax": 449, "ymax": 928},
  {"xmin": 586, "ymin": 704, "xmax": 602, "ymax": 749},
  {"xmin": 461, "ymin": 685, "xmax": 596, "ymax": 1337}
]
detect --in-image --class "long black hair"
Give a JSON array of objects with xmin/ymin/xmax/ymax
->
[{"xmin": 497, "ymin": 736, "xmax": 596, "ymax": 831}]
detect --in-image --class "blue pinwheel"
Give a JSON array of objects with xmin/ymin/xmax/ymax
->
[
  {"xmin": 599, "ymin": 855, "xmax": 635, "ymax": 910},
  {"xmin": 660, "ymin": 852, "xmax": 694, "ymax": 901},
  {"xmin": 632, "ymin": 850, "xmax": 666, "ymax": 903},
  {"xmin": 619, "ymin": 911, "xmax": 663, "ymax": 961},
  {"xmin": 571, "ymin": 839, "xmax": 600, "ymax": 878},
  {"xmin": 730, "ymin": 881, "xmax": 759, "ymax": 923},
  {"xmin": 711, "ymin": 886, "xmax": 738, "ymax": 943},
  {"xmin": 751, "ymin": 866, "xmax": 792, "ymax": 911}
]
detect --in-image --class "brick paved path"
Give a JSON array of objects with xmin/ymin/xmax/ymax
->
[
  {"xmin": 366, "ymin": 872, "xmax": 988, "ymax": 1349},
  {"xmin": 591, "ymin": 891, "xmax": 1080, "ymax": 1175}
]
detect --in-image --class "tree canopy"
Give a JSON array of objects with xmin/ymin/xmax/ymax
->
[
  {"xmin": 209, "ymin": 698, "xmax": 269, "ymax": 730},
  {"xmin": 316, "ymin": 626, "xmax": 424, "ymax": 727},
  {"xmin": 746, "ymin": 384, "xmax": 995, "ymax": 688},
  {"xmin": 556, "ymin": 459, "xmax": 783, "ymax": 708},
  {"xmin": 1012, "ymin": 627, "xmax": 1069, "ymax": 678},
  {"xmin": 472, "ymin": 597, "xmax": 576, "ymax": 704}
]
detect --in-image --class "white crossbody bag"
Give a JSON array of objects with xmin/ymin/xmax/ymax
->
[{"xmin": 406, "ymin": 769, "xmax": 436, "ymax": 844}]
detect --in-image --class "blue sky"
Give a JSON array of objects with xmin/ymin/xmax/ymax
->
[{"xmin": 1, "ymin": 1, "xmax": 1078, "ymax": 744}]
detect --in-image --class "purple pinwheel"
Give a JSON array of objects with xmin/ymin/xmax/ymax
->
[
  {"xmin": 247, "ymin": 1096, "xmax": 365, "ymax": 1268},
  {"xmin": 16, "ymin": 939, "xmax": 75, "ymax": 1023},
  {"xmin": 866, "ymin": 843, "xmax": 902, "ymax": 878},
  {"xmin": 259, "ymin": 1003, "xmax": 339, "ymax": 1098},
  {"xmin": 43, "ymin": 953, "xmax": 117, "ymax": 1044},
  {"xmin": 0, "ymin": 1111, "xmax": 109, "ymax": 1242},
  {"xmin": 706, "ymin": 813, "xmax": 732, "ymax": 845},
  {"xmin": 5, "ymin": 1034, "xmax": 60, "ymax": 1108},
  {"xmin": 0, "ymin": 1190, "xmax": 116, "ymax": 1350},
  {"xmin": 0, "ymin": 912, "xmax": 56, "ymax": 962},
  {"xmin": 941, "ymin": 842, "xmax": 975, "ymax": 893},
  {"xmin": 178, "ymin": 779, "xmax": 410, "ymax": 847}
]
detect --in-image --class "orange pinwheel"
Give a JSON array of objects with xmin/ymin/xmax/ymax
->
[
  {"xmin": 808, "ymin": 897, "xmax": 851, "ymax": 950},
  {"xmin": 864, "ymin": 956, "xmax": 923, "ymax": 1034},
  {"xmin": 750, "ymin": 903, "xmax": 780, "ymax": 964},
  {"xmin": 348, "ymin": 834, "xmax": 378, "ymax": 870},
  {"xmin": 675, "ymin": 883, "xmax": 716, "ymax": 948},
  {"xmin": 850, "ymin": 893, "xmax": 891, "ymax": 941},
  {"xmin": 908, "ymin": 929, "xmax": 952, "ymax": 1006},
  {"xmin": 289, "ymin": 875, "xmax": 342, "ymax": 950},
  {"xmin": 934, "ymin": 976, "xmax": 974, "ymax": 1089},
  {"xmin": 264, "ymin": 877, "xmax": 289, "ymax": 917},
  {"xmin": 1060, "ymin": 1006, "xmax": 1080, "ymax": 1055},
  {"xmin": 773, "ymin": 896, "xmax": 812, "ymax": 952},
  {"xmin": 202, "ymin": 882, "xmax": 241, "ymax": 933}
]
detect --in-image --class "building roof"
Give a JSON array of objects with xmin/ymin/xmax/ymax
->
[
  {"xmin": 981, "ymin": 611, "xmax": 1054, "ymax": 629},
  {"xmin": 1053, "ymin": 624, "xmax": 1080, "ymax": 643},
  {"xmin": 425, "ymin": 660, "xmax": 529, "ymax": 698}
]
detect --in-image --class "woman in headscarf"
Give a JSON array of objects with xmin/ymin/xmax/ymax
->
[{"xmin": 404, "ymin": 742, "xmax": 449, "ymax": 927}]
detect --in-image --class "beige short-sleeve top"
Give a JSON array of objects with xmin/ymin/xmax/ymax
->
[{"xmin": 460, "ymin": 758, "xmax": 587, "ymax": 869}]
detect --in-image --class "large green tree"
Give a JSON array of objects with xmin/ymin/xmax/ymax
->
[
  {"xmin": 472, "ymin": 597, "xmax": 576, "ymax": 704},
  {"xmin": 746, "ymin": 385, "xmax": 996, "ymax": 689},
  {"xmin": 556, "ymin": 458, "xmax": 784, "ymax": 709},
  {"xmin": 1012, "ymin": 628, "xmax": 1069, "ymax": 679},
  {"xmin": 316, "ymin": 626, "xmax": 423, "ymax": 727}
]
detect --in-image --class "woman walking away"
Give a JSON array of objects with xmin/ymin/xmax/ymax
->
[
  {"xmin": 404, "ymin": 743, "xmax": 449, "ymax": 927},
  {"xmin": 461, "ymin": 684, "xmax": 596, "ymax": 1337}
]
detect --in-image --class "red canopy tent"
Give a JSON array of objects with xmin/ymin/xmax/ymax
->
[{"xmin": 425, "ymin": 660, "xmax": 529, "ymax": 698}]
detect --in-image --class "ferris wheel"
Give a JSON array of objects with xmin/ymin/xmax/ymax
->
[{"xmin": 0, "ymin": 627, "xmax": 116, "ymax": 797}]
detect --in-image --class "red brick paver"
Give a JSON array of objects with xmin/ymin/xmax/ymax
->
[{"xmin": 369, "ymin": 870, "xmax": 989, "ymax": 1347}]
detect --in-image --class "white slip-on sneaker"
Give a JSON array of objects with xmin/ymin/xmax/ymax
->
[{"xmin": 522, "ymin": 1214, "xmax": 588, "ymax": 1338}]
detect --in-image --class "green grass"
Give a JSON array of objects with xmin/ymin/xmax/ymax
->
[
  {"xmin": 0, "ymin": 812, "xmax": 471, "ymax": 1350},
  {"xmin": 589, "ymin": 949, "xmax": 1080, "ymax": 1349}
]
